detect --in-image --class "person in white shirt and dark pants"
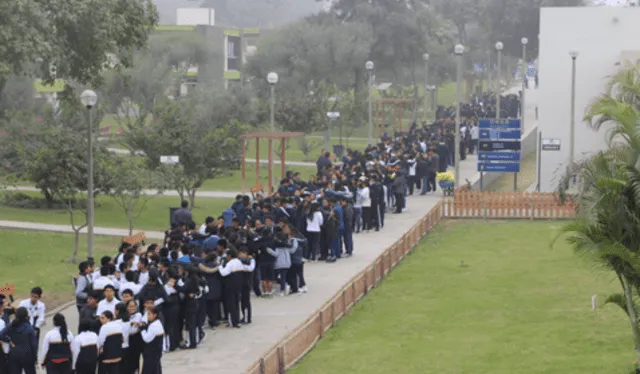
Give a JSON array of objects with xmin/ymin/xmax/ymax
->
[
  {"xmin": 19, "ymin": 287, "xmax": 45, "ymax": 351},
  {"xmin": 39, "ymin": 314, "xmax": 73, "ymax": 374}
]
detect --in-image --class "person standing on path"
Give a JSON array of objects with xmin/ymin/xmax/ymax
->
[
  {"xmin": 71, "ymin": 322, "xmax": 99, "ymax": 374},
  {"xmin": 140, "ymin": 307, "xmax": 164, "ymax": 374},
  {"xmin": 0, "ymin": 307, "xmax": 37, "ymax": 374},
  {"xmin": 39, "ymin": 313, "xmax": 73, "ymax": 374}
]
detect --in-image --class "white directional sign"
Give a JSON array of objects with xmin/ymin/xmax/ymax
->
[
  {"xmin": 160, "ymin": 155, "xmax": 180, "ymax": 165},
  {"xmin": 541, "ymin": 138, "xmax": 561, "ymax": 151}
]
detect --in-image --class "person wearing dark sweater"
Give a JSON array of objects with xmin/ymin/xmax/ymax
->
[
  {"xmin": 0, "ymin": 307, "xmax": 37, "ymax": 374},
  {"xmin": 79, "ymin": 292, "xmax": 101, "ymax": 334}
]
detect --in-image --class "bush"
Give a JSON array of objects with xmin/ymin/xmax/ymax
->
[{"xmin": 0, "ymin": 192, "xmax": 97, "ymax": 210}]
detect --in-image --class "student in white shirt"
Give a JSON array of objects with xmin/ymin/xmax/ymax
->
[
  {"xmin": 305, "ymin": 202, "xmax": 324, "ymax": 261},
  {"xmin": 114, "ymin": 303, "xmax": 131, "ymax": 372},
  {"xmin": 19, "ymin": 287, "xmax": 46, "ymax": 345},
  {"xmin": 125, "ymin": 300, "xmax": 143, "ymax": 374},
  {"xmin": 93, "ymin": 266, "xmax": 120, "ymax": 295},
  {"xmin": 40, "ymin": 313, "xmax": 73, "ymax": 373},
  {"xmin": 97, "ymin": 311, "xmax": 122, "ymax": 374},
  {"xmin": 96, "ymin": 286, "xmax": 120, "ymax": 316},
  {"xmin": 358, "ymin": 181, "xmax": 372, "ymax": 233},
  {"xmin": 137, "ymin": 259, "xmax": 150, "ymax": 287},
  {"xmin": 72, "ymin": 322, "xmax": 99, "ymax": 374},
  {"xmin": 119, "ymin": 272, "xmax": 142, "ymax": 299},
  {"xmin": 140, "ymin": 307, "xmax": 164, "ymax": 374}
]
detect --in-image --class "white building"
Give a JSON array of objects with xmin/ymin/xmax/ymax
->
[{"xmin": 537, "ymin": 6, "xmax": 640, "ymax": 192}]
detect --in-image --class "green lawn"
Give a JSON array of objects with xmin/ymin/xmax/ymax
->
[
  {"xmin": 486, "ymin": 153, "xmax": 537, "ymax": 192},
  {"xmin": 200, "ymin": 163, "xmax": 317, "ymax": 191},
  {"xmin": 0, "ymin": 192, "xmax": 232, "ymax": 231},
  {"xmin": 291, "ymin": 221, "xmax": 633, "ymax": 374},
  {"xmin": 0, "ymin": 229, "xmax": 123, "ymax": 309}
]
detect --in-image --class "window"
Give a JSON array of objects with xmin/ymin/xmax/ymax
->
[{"xmin": 228, "ymin": 40, "xmax": 236, "ymax": 58}]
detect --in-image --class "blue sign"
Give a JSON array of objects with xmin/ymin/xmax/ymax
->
[
  {"xmin": 479, "ymin": 130, "xmax": 521, "ymax": 140},
  {"xmin": 478, "ymin": 118, "xmax": 521, "ymax": 129},
  {"xmin": 479, "ymin": 141, "xmax": 521, "ymax": 151},
  {"xmin": 477, "ymin": 163, "xmax": 521, "ymax": 172},
  {"xmin": 479, "ymin": 152, "xmax": 521, "ymax": 161}
]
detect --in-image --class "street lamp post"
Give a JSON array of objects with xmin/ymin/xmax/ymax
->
[
  {"xmin": 569, "ymin": 51, "xmax": 578, "ymax": 169},
  {"xmin": 423, "ymin": 53, "xmax": 429, "ymax": 121},
  {"xmin": 514, "ymin": 37, "xmax": 529, "ymax": 192},
  {"xmin": 80, "ymin": 89, "xmax": 98, "ymax": 263},
  {"xmin": 495, "ymin": 42, "xmax": 504, "ymax": 119},
  {"xmin": 365, "ymin": 61, "xmax": 375, "ymax": 146},
  {"xmin": 454, "ymin": 44, "xmax": 464, "ymax": 190},
  {"xmin": 267, "ymin": 72, "xmax": 278, "ymax": 190}
]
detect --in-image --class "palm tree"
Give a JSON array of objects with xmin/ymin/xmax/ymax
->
[{"xmin": 555, "ymin": 62, "xmax": 640, "ymax": 360}]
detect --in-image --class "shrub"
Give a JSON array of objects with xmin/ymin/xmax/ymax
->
[{"xmin": 0, "ymin": 192, "xmax": 98, "ymax": 210}]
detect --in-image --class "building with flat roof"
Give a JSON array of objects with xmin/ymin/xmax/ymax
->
[{"xmin": 537, "ymin": 5, "xmax": 640, "ymax": 192}]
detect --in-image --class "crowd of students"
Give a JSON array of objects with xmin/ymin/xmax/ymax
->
[{"xmin": 0, "ymin": 116, "xmax": 506, "ymax": 374}]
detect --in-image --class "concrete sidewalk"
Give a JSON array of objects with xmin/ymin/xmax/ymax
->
[{"xmin": 13, "ymin": 85, "xmax": 540, "ymax": 374}]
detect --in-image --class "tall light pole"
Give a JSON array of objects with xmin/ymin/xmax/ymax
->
[
  {"xmin": 365, "ymin": 60, "xmax": 375, "ymax": 145},
  {"xmin": 423, "ymin": 53, "xmax": 429, "ymax": 121},
  {"xmin": 267, "ymin": 72, "xmax": 278, "ymax": 190},
  {"xmin": 495, "ymin": 42, "xmax": 504, "ymax": 119},
  {"xmin": 80, "ymin": 89, "xmax": 98, "ymax": 263},
  {"xmin": 515, "ymin": 37, "xmax": 528, "ymax": 192},
  {"xmin": 454, "ymin": 44, "xmax": 464, "ymax": 189},
  {"xmin": 569, "ymin": 51, "xmax": 578, "ymax": 168}
]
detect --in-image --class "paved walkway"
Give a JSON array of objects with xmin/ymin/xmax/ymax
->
[{"xmin": 11, "ymin": 85, "xmax": 540, "ymax": 374}]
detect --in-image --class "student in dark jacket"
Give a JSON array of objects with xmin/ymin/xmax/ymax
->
[
  {"xmin": 79, "ymin": 292, "xmax": 101, "ymax": 334},
  {"xmin": 0, "ymin": 307, "xmax": 37, "ymax": 374},
  {"xmin": 198, "ymin": 255, "xmax": 222, "ymax": 328}
]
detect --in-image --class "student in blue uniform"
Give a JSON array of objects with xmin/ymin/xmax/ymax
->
[
  {"xmin": 71, "ymin": 322, "xmax": 99, "ymax": 374},
  {"xmin": 140, "ymin": 307, "xmax": 164, "ymax": 374},
  {"xmin": 0, "ymin": 307, "xmax": 37, "ymax": 374},
  {"xmin": 40, "ymin": 313, "xmax": 73, "ymax": 374}
]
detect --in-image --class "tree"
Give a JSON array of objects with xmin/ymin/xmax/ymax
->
[
  {"xmin": 0, "ymin": 0, "xmax": 158, "ymax": 89},
  {"xmin": 555, "ymin": 63, "xmax": 640, "ymax": 359},
  {"xmin": 296, "ymin": 137, "xmax": 322, "ymax": 161},
  {"xmin": 0, "ymin": 101, "xmax": 115, "ymax": 262},
  {"xmin": 126, "ymin": 90, "xmax": 247, "ymax": 207},
  {"xmin": 106, "ymin": 158, "xmax": 162, "ymax": 235}
]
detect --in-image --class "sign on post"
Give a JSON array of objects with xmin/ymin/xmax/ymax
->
[
  {"xmin": 479, "ymin": 130, "xmax": 521, "ymax": 140},
  {"xmin": 479, "ymin": 152, "xmax": 521, "ymax": 161},
  {"xmin": 160, "ymin": 155, "xmax": 180, "ymax": 165},
  {"xmin": 478, "ymin": 118, "xmax": 521, "ymax": 129},
  {"xmin": 479, "ymin": 141, "xmax": 521, "ymax": 151},
  {"xmin": 541, "ymin": 138, "xmax": 561, "ymax": 151},
  {"xmin": 477, "ymin": 118, "xmax": 522, "ymax": 174},
  {"xmin": 478, "ymin": 163, "xmax": 521, "ymax": 172}
]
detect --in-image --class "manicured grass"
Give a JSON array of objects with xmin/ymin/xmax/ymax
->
[
  {"xmin": 0, "ymin": 192, "xmax": 232, "ymax": 231},
  {"xmin": 0, "ymin": 229, "xmax": 123, "ymax": 309},
  {"xmin": 200, "ymin": 164, "xmax": 317, "ymax": 191},
  {"xmin": 486, "ymin": 153, "xmax": 537, "ymax": 192},
  {"xmin": 243, "ymin": 138, "xmax": 369, "ymax": 162},
  {"xmin": 1, "ymin": 164, "xmax": 318, "ymax": 192},
  {"xmin": 290, "ymin": 221, "xmax": 633, "ymax": 374}
]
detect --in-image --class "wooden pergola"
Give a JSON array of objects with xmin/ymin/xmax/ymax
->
[
  {"xmin": 240, "ymin": 131, "xmax": 305, "ymax": 195},
  {"xmin": 375, "ymin": 98, "xmax": 414, "ymax": 139}
]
